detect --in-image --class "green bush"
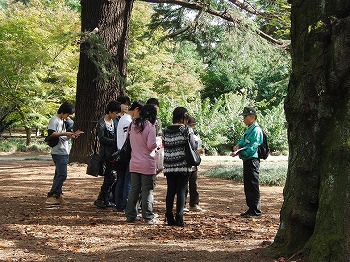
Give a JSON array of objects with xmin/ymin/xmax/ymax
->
[
  {"xmin": 0, "ymin": 138, "xmax": 49, "ymax": 153},
  {"xmin": 204, "ymin": 161, "xmax": 288, "ymax": 186},
  {"xmin": 158, "ymin": 93, "xmax": 288, "ymax": 155}
]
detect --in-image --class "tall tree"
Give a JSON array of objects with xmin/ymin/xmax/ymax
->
[
  {"xmin": 70, "ymin": 0, "xmax": 134, "ymax": 162},
  {"xmin": 71, "ymin": 0, "xmax": 290, "ymax": 162},
  {"xmin": 272, "ymin": 0, "xmax": 350, "ymax": 260}
]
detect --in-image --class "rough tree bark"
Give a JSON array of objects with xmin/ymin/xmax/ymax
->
[
  {"xmin": 272, "ymin": 0, "xmax": 350, "ymax": 261},
  {"xmin": 70, "ymin": 0, "xmax": 134, "ymax": 163}
]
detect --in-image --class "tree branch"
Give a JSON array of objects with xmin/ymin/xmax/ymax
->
[{"xmin": 140, "ymin": 0, "xmax": 289, "ymax": 47}]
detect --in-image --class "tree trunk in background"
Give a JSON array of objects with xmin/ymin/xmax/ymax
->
[
  {"xmin": 272, "ymin": 0, "xmax": 350, "ymax": 260},
  {"xmin": 70, "ymin": 0, "xmax": 134, "ymax": 163}
]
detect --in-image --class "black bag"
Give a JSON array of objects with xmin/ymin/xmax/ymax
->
[
  {"xmin": 257, "ymin": 128, "xmax": 270, "ymax": 160},
  {"xmin": 184, "ymin": 127, "xmax": 201, "ymax": 166},
  {"xmin": 110, "ymin": 135, "xmax": 131, "ymax": 165},
  {"xmin": 86, "ymin": 127, "xmax": 105, "ymax": 177},
  {"xmin": 109, "ymin": 124, "xmax": 132, "ymax": 171},
  {"xmin": 44, "ymin": 120, "xmax": 68, "ymax": 147},
  {"xmin": 44, "ymin": 136, "xmax": 59, "ymax": 147},
  {"xmin": 86, "ymin": 153, "xmax": 105, "ymax": 177}
]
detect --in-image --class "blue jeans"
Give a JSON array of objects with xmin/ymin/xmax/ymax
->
[
  {"xmin": 165, "ymin": 173, "xmax": 189, "ymax": 216},
  {"xmin": 114, "ymin": 165, "xmax": 131, "ymax": 210},
  {"xmin": 48, "ymin": 154, "xmax": 69, "ymax": 196},
  {"xmin": 125, "ymin": 172, "xmax": 156, "ymax": 221}
]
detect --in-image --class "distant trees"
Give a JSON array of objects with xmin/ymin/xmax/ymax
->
[{"xmin": 0, "ymin": 0, "xmax": 79, "ymax": 145}]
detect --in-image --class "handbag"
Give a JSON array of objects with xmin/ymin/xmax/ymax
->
[
  {"xmin": 110, "ymin": 124, "xmax": 132, "ymax": 168},
  {"xmin": 86, "ymin": 153, "xmax": 105, "ymax": 177},
  {"xmin": 44, "ymin": 136, "xmax": 59, "ymax": 147},
  {"xmin": 184, "ymin": 127, "xmax": 201, "ymax": 166},
  {"xmin": 86, "ymin": 127, "xmax": 105, "ymax": 177}
]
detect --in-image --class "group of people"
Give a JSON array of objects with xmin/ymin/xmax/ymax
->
[{"xmin": 45, "ymin": 98, "xmax": 264, "ymax": 226}]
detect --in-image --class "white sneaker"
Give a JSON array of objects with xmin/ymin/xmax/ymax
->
[
  {"xmin": 183, "ymin": 207, "xmax": 189, "ymax": 212},
  {"xmin": 146, "ymin": 217, "xmax": 161, "ymax": 225},
  {"xmin": 189, "ymin": 205, "xmax": 206, "ymax": 212}
]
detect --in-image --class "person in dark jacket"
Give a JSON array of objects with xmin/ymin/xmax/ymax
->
[{"xmin": 94, "ymin": 101, "xmax": 120, "ymax": 208}]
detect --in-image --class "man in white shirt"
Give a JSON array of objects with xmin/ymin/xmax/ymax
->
[{"xmin": 114, "ymin": 100, "xmax": 145, "ymax": 211}]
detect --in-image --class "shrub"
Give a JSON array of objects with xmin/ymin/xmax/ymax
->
[
  {"xmin": 204, "ymin": 161, "xmax": 288, "ymax": 186},
  {"xmin": 158, "ymin": 93, "xmax": 288, "ymax": 155},
  {"xmin": 0, "ymin": 138, "xmax": 49, "ymax": 153}
]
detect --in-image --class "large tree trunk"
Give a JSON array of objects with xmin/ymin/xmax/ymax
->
[
  {"xmin": 272, "ymin": 0, "xmax": 350, "ymax": 260},
  {"xmin": 70, "ymin": 0, "xmax": 134, "ymax": 163}
]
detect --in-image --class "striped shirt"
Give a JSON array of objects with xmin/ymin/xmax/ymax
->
[{"xmin": 163, "ymin": 125, "xmax": 192, "ymax": 174}]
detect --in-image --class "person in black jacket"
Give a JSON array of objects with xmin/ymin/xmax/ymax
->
[{"xmin": 94, "ymin": 101, "xmax": 121, "ymax": 208}]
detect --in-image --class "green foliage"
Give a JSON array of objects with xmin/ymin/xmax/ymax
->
[
  {"xmin": 200, "ymin": 27, "xmax": 290, "ymax": 106},
  {"xmin": 0, "ymin": 137, "xmax": 49, "ymax": 152},
  {"xmin": 149, "ymin": 3, "xmax": 291, "ymax": 106},
  {"xmin": 65, "ymin": 0, "xmax": 80, "ymax": 11},
  {"xmin": 258, "ymin": 103, "xmax": 288, "ymax": 152},
  {"xmin": 82, "ymin": 33, "xmax": 120, "ymax": 85},
  {"xmin": 0, "ymin": 0, "xmax": 80, "ymax": 135},
  {"xmin": 255, "ymin": 0, "xmax": 291, "ymax": 40},
  {"xmin": 157, "ymin": 93, "xmax": 288, "ymax": 155},
  {"xmin": 205, "ymin": 161, "xmax": 288, "ymax": 186},
  {"xmin": 127, "ymin": 2, "xmax": 204, "ymax": 101}
]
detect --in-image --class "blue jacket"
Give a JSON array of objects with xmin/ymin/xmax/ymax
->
[{"xmin": 238, "ymin": 122, "xmax": 263, "ymax": 160}]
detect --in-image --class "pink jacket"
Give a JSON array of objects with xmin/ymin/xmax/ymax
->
[{"xmin": 129, "ymin": 120, "xmax": 157, "ymax": 175}]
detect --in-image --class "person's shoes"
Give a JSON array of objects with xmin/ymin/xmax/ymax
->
[
  {"xmin": 146, "ymin": 217, "xmax": 161, "ymax": 225},
  {"xmin": 94, "ymin": 199, "xmax": 107, "ymax": 209},
  {"xmin": 175, "ymin": 213, "xmax": 184, "ymax": 227},
  {"xmin": 183, "ymin": 207, "xmax": 189, "ymax": 212},
  {"xmin": 94, "ymin": 199, "xmax": 116, "ymax": 209},
  {"xmin": 57, "ymin": 194, "xmax": 66, "ymax": 204},
  {"xmin": 189, "ymin": 205, "xmax": 206, "ymax": 212},
  {"xmin": 126, "ymin": 217, "xmax": 136, "ymax": 223},
  {"xmin": 126, "ymin": 214, "xmax": 142, "ymax": 223},
  {"xmin": 45, "ymin": 194, "xmax": 61, "ymax": 205},
  {"xmin": 105, "ymin": 201, "xmax": 116, "ymax": 208},
  {"xmin": 240, "ymin": 210, "xmax": 262, "ymax": 218},
  {"xmin": 113, "ymin": 208, "xmax": 125, "ymax": 212},
  {"xmin": 165, "ymin": 213, "xmax": 175, "ymax": 226}
]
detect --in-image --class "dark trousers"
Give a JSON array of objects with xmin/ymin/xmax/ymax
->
[
  {"xmin": 165, "ymin": 173, "xmax": 189, "ymax": 216},
  {"xmin": 114, "ymin": 165, "xmax": 131, "ymax": 210},
  {"xmin": 97, "ymin": 161, "xmax": 116, "ymax": 202},
  {"xmin": 243, "ymin": 158, "xmax": 261, "ymax": 214},
  {"xmin": 185, "ymin": 170, "xmax": 199, "ymax": 207}
]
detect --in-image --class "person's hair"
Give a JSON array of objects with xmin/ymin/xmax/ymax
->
[
  {"xmin": 117, "ymin": 96, "xmax": 131, "ymax": 106},
  {"xmin": 187, "ymin": 116, "xmax": 196, "ymax": 125},
  {"xmin": 105, "ymin": 100, "xmax": 121, "ymax": 114},
  {"xmin": 57, "ymin": 101, "xmax": 74, "ymax": 115},
  {"xmin": 172, "ymin": 107, "xmax": 190, "ymax": 124},
  {"xmin": 129, "ymin": 100, "xmax": 145, "ymax": 111},
  {"xmin": 146, "ymin": 98, "xmax": 159, "ymax": 107},
  {"xmin": 134, "ymin": 104, "xmax": 157, "ymax": 132}
]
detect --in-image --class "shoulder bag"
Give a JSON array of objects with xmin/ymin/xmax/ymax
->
[
  {"xmin": 184, "ymin": 126, "xmax": 201, "ymax": 166},
  {"xmin": 86, "ymin": 126, "xmax": 105, "ymax": 177}
]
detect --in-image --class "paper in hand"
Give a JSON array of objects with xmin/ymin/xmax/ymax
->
[{"xmin": 233, "ymin": 146, "xmax": 247, "ymax": 155}]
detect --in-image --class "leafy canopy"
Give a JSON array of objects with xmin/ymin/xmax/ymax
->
[{"xmin": 0, "ymin": 0, "xmax": 80, "ymax": 130}]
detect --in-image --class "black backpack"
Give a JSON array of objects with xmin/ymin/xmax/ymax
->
[{"xmin": 257, "ymin": 128, "xmax": 269, "ymax": 160}]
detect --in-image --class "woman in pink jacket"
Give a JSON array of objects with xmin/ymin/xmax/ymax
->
[{"xmin": 125, "ymin": 104, "xmax": 159, "ymax": 224}]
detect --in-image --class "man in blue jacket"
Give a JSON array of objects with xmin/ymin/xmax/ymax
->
[{"xmin": 232, "ymin": 106, "xmax": 263, "ymax": 217}]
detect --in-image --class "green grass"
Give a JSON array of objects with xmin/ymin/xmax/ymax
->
[{"xmin": 204, "ymin": 161, "xmax": 288, "ymax": 186}]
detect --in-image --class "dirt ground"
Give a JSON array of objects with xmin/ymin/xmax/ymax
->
[{"xmin": 0, "ymin": 153, "xmax": 286, "ymax": 262}]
